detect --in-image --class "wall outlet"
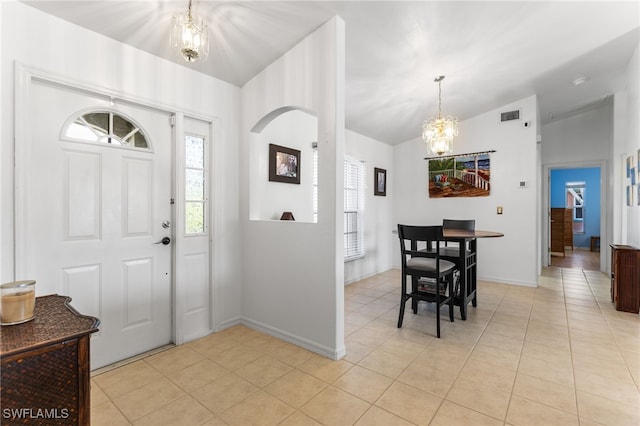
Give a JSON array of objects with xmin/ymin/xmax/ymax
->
[{"xmin": 497, "ymin": 206, "xmax": 503, "ymax": 215}]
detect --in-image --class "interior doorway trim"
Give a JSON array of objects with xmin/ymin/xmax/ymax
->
[{"xmin": 542, "ymin": 160, "xmax": 608, "ymax": 273}]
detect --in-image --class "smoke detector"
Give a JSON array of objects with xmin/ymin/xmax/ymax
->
[{"xmin": 572, "ymin": 76, "xmax": 587, "ymax": 86}]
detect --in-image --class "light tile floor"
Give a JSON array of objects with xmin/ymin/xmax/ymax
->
[{"xmin": 91, "ymin": 267, "xmax": 640, "ymax": 425}]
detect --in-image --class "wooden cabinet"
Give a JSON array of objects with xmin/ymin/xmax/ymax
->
[
  {"xmin": 551, "ymin": 208, "xmax": 573, "ymax": 257},
  {"xmin": 610, "ymin": 245, "xmax": 640, "ymax": 314},
  {"xmin": 1, "ymin": 295, "xmax": 99, "ymax": 425}
]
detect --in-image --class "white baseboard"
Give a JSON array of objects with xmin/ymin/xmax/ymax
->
[
  {"xmin": 478, "ymin": 275, "xmax": 537, "ymax": 287},
  {"xmin": 241, "ymin": 317, "xmax": 346, "ymax": 360}
]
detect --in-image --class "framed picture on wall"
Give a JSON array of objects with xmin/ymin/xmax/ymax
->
[
  {"xmin": 269, "ymin": 143, "xmax": 300, "ymax": 184},
  {"xmin": 374, "ymin": 167, "xmax": 387, "ymax": 196}
]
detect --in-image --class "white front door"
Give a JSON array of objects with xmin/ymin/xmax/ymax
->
[{"xmin": 18, "ymin": 78, "xmax": 173, "ymax": 369}]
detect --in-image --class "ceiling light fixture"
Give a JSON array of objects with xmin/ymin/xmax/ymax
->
[
  {"xmin": 423, "ymin": 75, "xmax": 458, "ymax": 156},
  {"xmin": 170, "ymin": 0, "xmax": 209, "ymax": 63}
]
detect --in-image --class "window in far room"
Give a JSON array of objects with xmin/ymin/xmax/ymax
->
[{"xmin": 566, "ymin": 181, "xmax": 585, "ymax": 234}]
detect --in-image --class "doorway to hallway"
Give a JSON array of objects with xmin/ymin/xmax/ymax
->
[
  {"xmin": 548, "ymin": 166, "xmax": 602, "ymax": 271},
  {"xmin": 550, "ymin": 248, "xmax": 600, "ymax": 271}
]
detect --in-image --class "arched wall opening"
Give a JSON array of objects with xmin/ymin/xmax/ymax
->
[{"xmin": 249, "ymin": 106, "xmax": 318, "ymax": 222}]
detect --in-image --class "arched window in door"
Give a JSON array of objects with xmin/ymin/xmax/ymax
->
[{"xmin": 62, "ymin": 110, "xmax": 150, "ymax": 150}]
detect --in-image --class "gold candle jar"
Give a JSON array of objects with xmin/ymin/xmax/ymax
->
[{"xmin": 1, "ymin": 280, "xmax": 36, "ymax": 325}]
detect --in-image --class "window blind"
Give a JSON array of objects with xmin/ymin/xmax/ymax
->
[
  {"xmin": 344, "ymin": 157, "xmax": 365, "ymax": 261},
  {"xmin": 313, "ymin": 147, "xmax": 318, "ymax": 223}
]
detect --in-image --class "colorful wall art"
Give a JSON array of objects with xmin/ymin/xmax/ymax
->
[{"xmin": 428, "ymin": 151, "xmax": 493, "ymax": 198}]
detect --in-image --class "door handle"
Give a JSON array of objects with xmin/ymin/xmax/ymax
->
[{"xmin": 154, "ymin": 237, "xmax": 171, "ymax": 245}]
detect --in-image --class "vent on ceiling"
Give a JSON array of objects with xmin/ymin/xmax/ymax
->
[{"xmin": 500, "ymin": 109, "xmax": 520, "ymax": 122}]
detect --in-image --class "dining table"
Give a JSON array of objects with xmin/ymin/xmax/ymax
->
[{"xmin": 442, "ymin": 228, "xmax": 504, "ymax": 320}]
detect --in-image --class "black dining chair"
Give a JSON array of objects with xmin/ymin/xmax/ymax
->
[
  {"xmin": 441, "ymin": 219, "xmax": 476, "ymax": 308},
  {"xmin": 397, "ymin": 224, "xmax": 456, "ymax": 338},
  {"xmin": 440, "ymin": 219, "xmax": 475, "ymax": 256}
]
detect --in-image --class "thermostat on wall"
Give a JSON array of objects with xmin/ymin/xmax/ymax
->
[{"xmin": 519, "ymin": 181, "xmax": 527, "ymax": 188}]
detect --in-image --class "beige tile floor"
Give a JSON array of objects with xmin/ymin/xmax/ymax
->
[{"xmin": 91, "ymin": 267, "xmax": 640, "ymax": 426}]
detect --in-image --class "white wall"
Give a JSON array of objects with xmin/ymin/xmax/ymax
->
[
  {"xmin": 240, "ymin": 17, "xmax": 346, "ymax": 359},
  {"xmin": 616, "ymin": 44, "xmax": 640, "ymax": 246},
  {"xmin": 541, "ymin": 102, "xmax": 612, "ymax": 271},
  {"xmin": 344, "ymin": 129, "xmax": 394, "ymax": 283},
  {"xmin": 0, "ymin": 1, "xmax": 242, "ymax": 328},
  {"xmin": 542, "ymin": 104, "xmax": 613, "ymax": 164},
  {"xmin": 250, "ymin": 110, "xmax": 317, "ymax": 222},
  {"xmin": 394, "ymin": 95, "xmax": 540, "ymax": 286}
]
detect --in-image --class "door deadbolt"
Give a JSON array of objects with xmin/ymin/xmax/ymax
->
[{"xmin": 162, "ymin": 220, "xmax": 171, "ymax": 229}]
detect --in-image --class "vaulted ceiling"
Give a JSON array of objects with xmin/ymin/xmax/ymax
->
[{"xmin": 22, "ymin": 1, "xmax": 640, "ymax": 145}]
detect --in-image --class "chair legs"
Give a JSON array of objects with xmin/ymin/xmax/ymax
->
[
  {"xmin": 397, "ymin": 275, "xmax": 408, "ymax": 328},
  {"xmin": 398, "ymin": 274, "xmax": 455, "ymax": 338},
  {"xmin": 448, "ymin": 275, "xmax": 454, "ymax": 322},
  {"xmin": 411, "ymin": 276, "xmax": 418, "ymax": 314}
]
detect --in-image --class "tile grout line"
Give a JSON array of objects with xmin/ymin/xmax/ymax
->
[
  {"xmin": 426, "ymin": 285, "xmax": 507, "ymax": 425},
  {"xmin": 578, "ymin": 269, "xmax": 640, "ymax": 411},
  {"xmin": 500, "ymin": 283, "xmax": 535, "ymax": 426}
]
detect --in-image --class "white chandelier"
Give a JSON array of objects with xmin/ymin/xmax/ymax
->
[
  {"xmin": 422, "ymin": 76, "xmax": 458, "ymax": 156},
  {"xmin": 170, "ymin": 0, "xmax": 209, "ymax": 63}
]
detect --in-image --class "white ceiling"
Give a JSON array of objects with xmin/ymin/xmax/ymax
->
[{"xmin": 22, "ymin": 1, "xmax": 640, "ymax": 145}]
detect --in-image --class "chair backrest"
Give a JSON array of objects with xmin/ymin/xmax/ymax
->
[
  {"xmin": 442, "ymin": 219, "xmax": 475, "ymax": 231},
  {"xmin": 397, "ymin": 224, "xmax": 443, "ymax": 264}
]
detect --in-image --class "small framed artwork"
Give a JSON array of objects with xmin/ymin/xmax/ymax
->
[
  {"xmin": 627, "ymin": 185, "xmax": 633, "ymax": 206},
  {"xmin": 374, "ymin": 167, "xmax": 387, "ymax": 196},
  {"xmin": 269, "ymin": 143, "xmax": 300, "ymax": 184},
  {"xmin": 632, "ymin": 168, "xmax": 637, "ymax": 186},
  {"xmin": 627, "ymin": 156, "xmax": 633, "ymax": 178}
]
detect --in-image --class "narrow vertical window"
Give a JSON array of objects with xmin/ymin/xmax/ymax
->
[
  {"xmin": 344, "ymin": 157, "xmax": 365, "ymax": 261},
  {"xmin": 185, "ymin": 135, "xmax": 206, "ymax": 235},
  {"xmin": 312, "ymin": 143, "xmax": 318, "ymax": 223}
]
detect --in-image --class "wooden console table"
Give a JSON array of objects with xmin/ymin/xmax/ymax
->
[
  {"xmin": 1, "ymin": 295, "xmax": 100, "ymax": 425},
  {"xmin": 610, "ymin": 245, "xmax": 640, "ymax": 314}
]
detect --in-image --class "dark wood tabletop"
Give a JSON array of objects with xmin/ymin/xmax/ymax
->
[{"xmin": 443, "ymin": 229, "xmax": 504, "ymax": 239}]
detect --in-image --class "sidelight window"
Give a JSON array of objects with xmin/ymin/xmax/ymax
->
[{"xmin": 185, "ymin": 134, "xmax": 207, "ymax": 235}]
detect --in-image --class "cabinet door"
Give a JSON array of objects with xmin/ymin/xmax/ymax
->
[
  {"xmin": 1, "ymin": 341, "xmax": 81, "ymax": 425},
  {"xmin": 615, "ymin": 250, "xmax": 640, "ymax": 313},
  {"xmin": 564, "ymin": 209, "xmax": 573, "ymax": 248},
  {"xmin": 550, "ymin": 209, "xmax": 565, "ymax": 255}
]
